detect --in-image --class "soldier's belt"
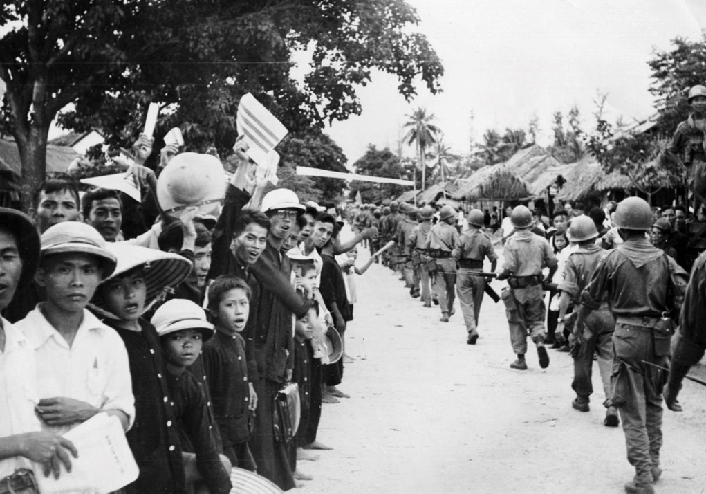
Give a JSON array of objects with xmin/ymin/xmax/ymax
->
[
  {"xmin": 429, "ymin": 249, "xmax": 452, "ymax": 258},
  {"xmin": 507, "ymin": 275, "xmax": 542, "ymax": 289},
  {"xmin": 457, "ymin": 259, "xmax": 483, "ymax": 269},
  {"xmin": 615, "ymin": 316, "xmax": 661, "ymax": 329}
]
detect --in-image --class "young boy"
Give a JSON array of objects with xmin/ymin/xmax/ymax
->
[
  {"xmin": 203, "ymin": 276, "xmax": 258, "ymax": 471},
  {"xmin": 89, "ymin": 242, "xmax": 195, "ymax": 494},
  {"xmin": 152, "ymin": 299, "xmax": 232, "ymax": 494}
]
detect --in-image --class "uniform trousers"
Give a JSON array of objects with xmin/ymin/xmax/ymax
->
[
  {"xmin": 456, "ymin": 269, "xmax": 485, "ymax": 335},
  {"xmin": 502, "ymin": 286, "xmax": 546, "ymax": 355},
  {"xmin": 434, "ymin": 258, "xmax": 456, "ymax": 315},
  {"xmin": 572, "ymin": 308, "xmax": 614, "ymax": 400},
  {"xmin": 611, "ymin": 323, "xmax": 669, "ymax": 484}
]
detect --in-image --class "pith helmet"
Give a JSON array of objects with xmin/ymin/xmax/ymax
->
[
  {"xmin": 439, "ymin": 206, "xmax": 456, "ymax": 222},
  {"xmin": 688, "ymin": 85, "xmax": 706, "ymax": 101},
  {"xmin": 467, "ymin": 209, "xmax": 484, "ymax": 227},
  {"xmin": 260, "ymin": 188, "xmax": 304, "ymax": 213},
  {"xmin": 567, "ymin": 215, "xmax": 598, "ymax": 242},
  {"xmin": 614, "ymin": 197, "xmax": 652, "ymax": 231},
  {"xmin": 511, "ymin": 205, "xmax": 532, "ymax": 229}
]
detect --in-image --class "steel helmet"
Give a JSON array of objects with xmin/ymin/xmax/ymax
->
[
  {"xmin": 419, "ymin": 206, "xmax": 434, "ymax": 220},
  {"xmin": 390, "ymin": 200, "xmax": 399, "ymax": 212},
  {"xmin": 407, "ymin": 207, "xmax": 418, "ymax": 220},
  {"xmin": 652, "ymin": 218, "xmax": 672, "ymax": 233},
  {"xmin": 260, "ymin": 188, "xmax": 305, "ymax": 213},
  {"xmin": 567, "ymin": 215, "xmax": 598, "ymax": 242},
  {"xmin": 511, "ymin": 205, "xmax": 532, "ymax": 229},
  {"xmin": 373, "ymin": 208, "xmax": 381, "ymax": 217},
  {"xmin": 439, "ymin": 206, "xmax": 456, "ymax": 222},
  {"xmin": 688, "ymin": 85, "xmax": 706, "ymax": 101},
  {"xmin": 467, "ymin": 209, "xmax": 484, "ymax": 228},
  {"xmin": 614, "ymin": 197, "xmax": 652, "ymax": 231}
]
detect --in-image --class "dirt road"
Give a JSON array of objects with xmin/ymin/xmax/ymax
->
[{"xmin": 298, "ymin": 246, "xmax": 706, "ymax": 493}]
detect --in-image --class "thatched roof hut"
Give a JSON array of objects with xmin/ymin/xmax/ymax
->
[
  {"xmin": 452, "ymin": 166, "xmax": 530, "ymax": 201},
  {"xmin": 417, "ymin": 181, "xmax": 458, "ymax": 204},
  {"xmin": 397, "ymin": 189, "xmax": 418, "ymax": 203}
]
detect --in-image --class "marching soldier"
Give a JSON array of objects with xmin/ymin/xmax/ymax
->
[
  {"xmin": 410, "ymin": 206, "xmax": 435, "ymax": 307},
  {"xmin": 370, "ymin": 207, "xmax": 383, "ymax": 262},
  {"xmin": 379, "ymin": 205, "xmax": 392, "ymax": 267},
  {"xmin": 387, "ymin": 201, "xmax": 403, "ymax": 275},
  {"xmin": 497, "ymin": 205, "xmax": 557, "ymax": 370},
  {"xmin": 453, "ymin": 209, "xmax": 497, "ymax": 345},
  {"xmin": 425, "ymin": 206, "xmax": 459, "ymax": 322},
  {"xmin": 398, "ymin": 206, "xmax": 420, "ymax": 297},
  {"xmin": 555, "ymin": 215, "xmax": 618, "ymax": 426},
  {"xmin": 576, "ymin": 197, "xmax": 688, "ymax": 494}
]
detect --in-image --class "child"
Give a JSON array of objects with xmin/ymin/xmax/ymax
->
[
  {"xmin": 339, "ymin": 246, "xmax": 375, "ymax": 322},
  {"xmin": 89, "ymin": 242, "xmax": 196, "ymax": 494},
  {"xmin": 152, "ymin": 299, "xmax": 232, "ymax": 494},
  {"xmin": 203, "ymin": 276, "xmax": 258, "ymax": 471}
]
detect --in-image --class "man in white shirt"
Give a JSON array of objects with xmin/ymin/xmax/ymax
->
[
  {"xmin": 16, "ymin": 222, "xmax": 134, "ymax": 435},
  {"xmin": 0, "ymin": 208, "xmax": 77, "ymax": 482}
]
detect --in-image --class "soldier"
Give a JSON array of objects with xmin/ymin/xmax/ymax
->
[
  {"xmin": 555, "ymin": 216, "xmax": 618, "ymax": 426},
  {"xmin": 669, "ymin": 84, "xmax": 706, "ymax": 214},
  {"xmin": 379, "ymin": 205, "xmax": 392, "ymax": 267},
  {"xmin": 410, "ymin": 206, "xmax": 435, "ymax": 308},
  {"xmin": 397, "ymin": 206, "xmax": 419, "ymax": 297},
  {"xmin": 387, "ymin": 201, "xmax": 402, "ymax": 275},
  {"xmin": 497, "ymin": 205, "xmax": 557, "ymax": 370},
  {"xmin": 425, "ymin": 206, "xmax": 459, "ymax": 322},
  {"xmin": 453, "ymin": 209, "xmax": 497, "ymax": 345},
  {"xmin": 576, "ymin": 197, "xmax": 687, "ymax": 494},
  {"xmin": 370, "ymin": 208, "xmax": 383, "ymax": 262}
]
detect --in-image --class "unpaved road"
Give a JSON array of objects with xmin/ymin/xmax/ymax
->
[{"xmin": 299, "ymin": 247, "xmax": 706, "ymax": 494}]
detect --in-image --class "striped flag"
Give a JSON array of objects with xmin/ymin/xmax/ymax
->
[{"xmin": 236, "ymin": 93, "xmax": 288, "ymax": 167}]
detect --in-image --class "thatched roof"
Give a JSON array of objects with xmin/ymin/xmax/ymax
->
[
  {"xmin": 0, "ymin": 139, "xmax": 79, "ymax": 176},
  {"xmin": 397, "ymin": 189, "xmax": 418, "ymax": 203},
  {"xmin": 417, "ymin": 181, "xmax": 458, "ymax": 204},
  {"xmin": 452, "ymin": 166, "xmax": 530, "ymax": 201},
  {"xmin": 495, "ymin": 146, "xmax": 571, "ymax": 197}
]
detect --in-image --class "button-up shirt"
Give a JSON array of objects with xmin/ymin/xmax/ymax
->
[
  {"xmin": 0, "ymin": 317, "xmax": 41, "ymax": 478},
  {"xmin": 454, "ymin": 228, "xmax": 497, "ymax": 263},
  {"xmin": 558, "ymin": 244, "xmax": 609, "ymax": 306},
  {"xmin": 17, "ymin": 306, "xmax": 135, "ymax": 434},
  {"xmin": 425, "ymin": 222, "xmax": 459, "ymax": 252},
  {"xmin": 502, "ymin": 229, "xmax": 557, "ymax": 277}
]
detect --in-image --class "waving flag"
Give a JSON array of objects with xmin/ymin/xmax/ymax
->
[{"xmin": 236, "ymin": 93, "xmax": 288, "ymax": 167}]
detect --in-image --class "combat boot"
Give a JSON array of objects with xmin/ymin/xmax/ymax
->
[
  {"xmin": 537, "ymin": 344, "xmax": 550, "ymax": 369},
  {"xmin": 604, "ymin": 406, "xmax": 619, "ymax": 427},
  {"xmin": 440, "ymin": 312, "xmax": 449, "ymax": 322},
  {"xmin": 467, "ymin": 331, "xmax": 479, "ymax": 345},
  {"xmin": 572, "ymin": 395, "xmax": 590, "ymax": 412},
  {"xmin": 624, "ymin": 481, "xmax": 654, "ymax": 494},
  {"xmin": 510, "ymin": 356, "xmax": 527, "ymax": 370}
]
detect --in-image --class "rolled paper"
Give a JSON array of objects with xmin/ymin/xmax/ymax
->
[{"xmin": 143, "ymin": 102, "xmax": 160, "ymax": 138}]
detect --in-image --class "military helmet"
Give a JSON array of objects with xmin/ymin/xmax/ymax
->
[
  {"xmin": 419, "ymin": 206, "xmax": 434, "ymax": 220},
  {"xmin": 567, "ymin": 215, "xmax": 598, "ymax": 242},
  {"xmin": 398, "ymin": 202, "xmax": 408, "ymax": 213},
  {"xmin": 688, "ymin": 85, "xmax": 706, "ymax": 101},
  {"xmin": 382, "ymin": 206, "xmax": 391, "ymax": 215},
  {"xmin": 390, "ymin": 200, "xmax": 399, "ymax": 212},
  {"xmin": 614, "ymin": 197, "xmax": 652, "ymax": 231},
  {"xmin": 652, "ymin": 218, "xmax": 672, "ymax": 233},
  {"xmin": 373, "ymin": 208, "xmax": 381, "ymax": 218},
  {"xmin": 510, "ymin": 205, "xmax": 532, "ymax": 229},
  {"xmin": 467, "ymin": 209, "xmax": 484, "ymax": 228},
  {"xmin": 407, "ymin": 207, "xmax": 418, "ymax": 220},
  {"xmin": 439, "ymin": 206, "xmax": 456, "ymax": 222}
]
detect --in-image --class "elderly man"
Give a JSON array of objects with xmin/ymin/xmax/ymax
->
[
  {"xmin": 16, "ymin": 222, "xmax": 134, "ymax": 436},
  {"xmin": 0, "ymin": 208, "xmax": 78, "ymax": 485}
]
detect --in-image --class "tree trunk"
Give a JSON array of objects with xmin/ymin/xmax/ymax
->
[
  {"xmin": 17, "ymin": 125, "xmax": 49, "ymax": 213},
  {"xmin": 413, "ymin": 143, "xmax": 418, "ymax": 207},
  {"xmin": 420, "ymin": 142, "xmax": 426, "ymax": 191}
]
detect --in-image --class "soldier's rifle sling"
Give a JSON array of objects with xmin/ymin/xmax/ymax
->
[{"xmin": 641, "ymin": 360, "xmax": 706, "ymax": 387}]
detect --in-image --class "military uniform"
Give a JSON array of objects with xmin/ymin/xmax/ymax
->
[
  {"xmin": 580, "ymin": 237, "xmax": 687, "ymax": 488},
  {"xmin": 500, "ymin": 229, "xmax": 557, "ymax": 364},
  {"xmin": 559, "ymin": 243, "xmax": 615, "ymax": 413},
  {"xmin": 409, "ymin": 218, "xmax": 434, "ymax": 305},
  {"xmin": 453, "ymin": 228, "xmax": 497, "ymax": 341},
  {"xmin": 425, "ymin": 220, "xmax": 459, "ymax": 319},
  {"xmin": 670, "ymin": 113, "xmax": 706, "ymax": 209},
  {"xmin": 397, "ymin": 214, "xmax": 419, "ymax": 294}
]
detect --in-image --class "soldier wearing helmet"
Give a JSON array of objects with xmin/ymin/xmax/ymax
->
[
  {"xmin": 397, "ymin": 206, "xmax": 420, "ymax": 298},
  {"xmin": 453, "ymin": 209, "xmax": 498, "ymax": 344},
  {"xmin": 425, "ymin": 206, "xmax": 460, "ymax": 322},
  {"xmin": 669, "ymin": 84, "xmax": 706, "ymax": 214},
  {"xmin": 379, "ymin": 206, "xmax": 393, "ymax": 266},
  {"xmin": 385, "ymin": 201, "xmax": 403, "ymax": 275},
  {"xmin": 554, "ymin": 215, "xmax": 618, "ymax": 427},
  {"xmin": 575, "ymin": 197, "xmax": 688, "ymax": 493},
  {"xmin": 497, "ymin": 205, "xmax": 557, "ymax": 370},
  {"xmin": 409, "ymin": 206, "xmax": 436, "ymax": 307}
]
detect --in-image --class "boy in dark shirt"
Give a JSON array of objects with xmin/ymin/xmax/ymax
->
[
  {"xmin": 204, "ymin": 276, "xmax": 258, "ymax": 471},
  {"xmin": 153, "ymin": 299, "xmax": 232, "ymax": 494}
]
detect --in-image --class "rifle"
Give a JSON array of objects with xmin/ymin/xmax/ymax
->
[{"xmin": 641, "ymin": 361, "xmax": 706, "ymax": 387}]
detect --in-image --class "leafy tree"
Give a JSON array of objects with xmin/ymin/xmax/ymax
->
[
  {"xmin": 0, "ymin": 0, "xmax": 443, "ymax": 209},
  {"xmin": 528, "ymin": 114, "xmax": 539, "ymax": 145},
  {"xmin": 649, "ymin": 36, "xmax": 706, "ymax": 136},
  {"xmin": 403, "ymin": 107, "xmax": 439, "ymax": 190},
  {"xmin": 277, "ymin": 132, "xmax": 348, "ymax": 202},
  {"xmin": 480, "ymin": 129, "xmax": 502, "ymax": 165},
  {"xmin": 349, "ymin": 145, "xmax": 408, "ymax": 204},
  {"xmin": 552, "ymin": 111, "xmax": 566, "ymax": 147}
]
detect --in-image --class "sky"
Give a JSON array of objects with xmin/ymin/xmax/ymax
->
[{"xmin": 325, "ymin": 0, "xmax": 706, "ymax": 166}]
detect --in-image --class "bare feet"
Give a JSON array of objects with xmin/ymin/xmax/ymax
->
[{"xmin": 303, "ymin": 440, "xmax": 333, "ymax": 450}]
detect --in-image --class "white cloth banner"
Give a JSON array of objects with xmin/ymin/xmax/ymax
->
[
  {"xmin": 296, "ymin": 166, "xmax": 414, "ymax": 186},
  {"xmin": 236, "ymin": 93, "xmax": 288, "ymax": 167}
]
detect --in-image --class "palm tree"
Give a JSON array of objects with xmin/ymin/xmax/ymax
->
[
  {"xmin": 434, "ymin": 135, "xmax": 452, "ymax": 184},
  {"xmin": 403, "ymin": 108, "xmax": 439, "ymax": 191}
]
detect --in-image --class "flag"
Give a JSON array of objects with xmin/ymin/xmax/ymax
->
[{"xmin": 236, "ymin": 93, "xmax": 288, "ymax": 167}]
